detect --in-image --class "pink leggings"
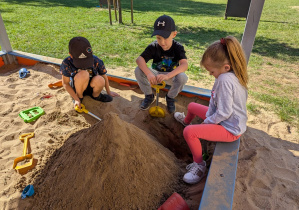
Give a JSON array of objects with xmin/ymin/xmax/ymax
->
[{"xmin": 183, "ymin": 102, "xmax": 240, "ymax": 163}]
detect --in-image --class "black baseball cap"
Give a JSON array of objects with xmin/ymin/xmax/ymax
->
[
  {"xmin": 69, "ymin": 37, "xmax": 94, "ymax": 69},
  {"xmin": 152, "ymin": 15, "xmax": 176, "ymax": 38}
]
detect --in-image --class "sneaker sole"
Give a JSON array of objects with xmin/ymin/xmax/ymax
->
[{"xmin": 183, "ymin": 176, "xmax": 204, "ymax": 184}]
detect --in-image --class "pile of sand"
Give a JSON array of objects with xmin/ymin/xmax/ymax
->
[{"xmin": 22, "ymin": 112, "xmax": 181, "ymax": 209}]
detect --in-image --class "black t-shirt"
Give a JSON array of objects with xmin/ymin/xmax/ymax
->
[
  {"xmin": 140, "ymin": 40, "xmax": 187, "ymax": 72},
  {"xmin": 60, "ymin": 55, "xmax": 107, "ymax": 78}
]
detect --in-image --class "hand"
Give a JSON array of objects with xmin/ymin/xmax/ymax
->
[
  {"xmin": 156, "ymin": 74, "xmax": 169, "ymax": 83},
  {"xmin": 74, "ymin": 100, "xmax": 81, "ymax": 109},
  {"xmin": 108, "ymin": 91, "xmax": 120, "ymax": 97},
  {"xmin": 146, "ymin": 73, "xmax": 157, "ymax": 85}
]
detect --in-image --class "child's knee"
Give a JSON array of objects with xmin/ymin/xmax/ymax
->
[
  {"xmin": 175, "ymin": 73, "xmax": 188, "ymax": 85},
  {"xmin": 134, "ymin": 66, "xmax": 145, "ymax": 77},
  {"xmin": 75, "ymin": 70, "xmax": 90, "ymax": 81},
  {"xmin": 90, "ymin": 75, "xmax": 105, "ymax": 87},
  {"xmin": 183, "ymin": 126, "xmax": 192, "ymax": 139},
  {"xmin": 187, "ymin": 102, "xmax": 197, "ymax": 110}
]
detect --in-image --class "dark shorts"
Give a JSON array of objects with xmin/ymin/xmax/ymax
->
[{"xmin": 70, "ymin": 77, "xmax": 93, "ymax": 96}]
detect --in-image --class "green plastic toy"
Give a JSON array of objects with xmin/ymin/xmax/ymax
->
[{"xmin": 19, "ymin": 107, "xmax": 45, "ymax": 123}]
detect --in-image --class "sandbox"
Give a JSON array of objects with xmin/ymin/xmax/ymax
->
[{"xmin": 0, "ymin": 62, "xmax": 213, "ymax": 209}]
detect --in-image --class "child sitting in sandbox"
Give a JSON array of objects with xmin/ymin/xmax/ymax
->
[
  {"xmin": 134, "ymin": 15, "xmax": 188, "ymax": 114},
  {"xmin": 60, "ymin": 36, "xmax": 119, "ymax": 109},
  {"xmin": 174, "ymin": 36, "xmax": 248, "ymax": 184}
]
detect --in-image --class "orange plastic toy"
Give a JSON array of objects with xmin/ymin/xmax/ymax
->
[
  {"xmin": 158, "ymin": 192, "xmax": 189, "ymax": 210},
  {"xmin": 48, "ymin": 80, "xmax": 62, "ymax": 88}
]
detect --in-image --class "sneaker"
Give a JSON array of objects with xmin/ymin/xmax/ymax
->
[
  {"xmin": 174, "ymin": 112, "xmax": 190, "ymax": 126},
  {"xmin": 165, "ymin": 94, "xmax": 175, "ymax": 114},
  {"xmin": 186, "ymin": 162, "xmax": 196, "ymax": 171},
  {"xmin": 183, "ymin": 161, "xmax": 206, "ymax": 184},
  {"xmin": 92, "ymin": 93, "xmax": 113, "ymax": 102},
  {"xmin": 140, "ymin": 94, "xmax": 155, "ymax": 110}
]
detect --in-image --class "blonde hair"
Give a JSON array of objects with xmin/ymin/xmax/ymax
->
[{"xmin": 200, "ymin": 36, "xmax": 248, "ymax": 89}]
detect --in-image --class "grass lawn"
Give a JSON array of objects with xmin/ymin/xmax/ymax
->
[{"xmin": 0, "ymin": 0, "xmax": 298, "ymax": 131}]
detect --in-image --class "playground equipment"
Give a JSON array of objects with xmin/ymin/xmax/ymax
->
[
  {"xmin": 13, "ymin": 133, "xmax": 34, "ymax": 171},
  {"xmin": 149, "ymin": 81, "xmax": 166, "ymax": 118},
  {"xmin": 75, "ymin": 104, "xmax": 102, "ymax": 121}
]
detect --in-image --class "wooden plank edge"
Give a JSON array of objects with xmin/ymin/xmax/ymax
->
[{"xmin": 199, "ymin": 138, "xmax": 240, "ymax": 210}]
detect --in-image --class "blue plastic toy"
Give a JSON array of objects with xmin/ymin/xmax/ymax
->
[
  {"xmin": 19, "ymin": 68, "xmax": 30, "ymax": 79},
  {"xmin": 21, "ymin": 185, "xmax": 34, "ymax": 199}
]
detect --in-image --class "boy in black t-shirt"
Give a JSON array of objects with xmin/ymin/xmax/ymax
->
[
  {"xmin": 60, "ymin": 37, "xmax": 119, "ymax": 109},
  {"xmin": 135, "ymin": 15, "xmax": 188, "ymax": 114}
]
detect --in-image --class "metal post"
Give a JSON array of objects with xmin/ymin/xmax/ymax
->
[
  {"xmin": 241, "ymin": 0, "xmax": 265, "ymax": 63},
  {"xmin": 0, "ymin": 13, "xmax": 16, "ymax": 64}
]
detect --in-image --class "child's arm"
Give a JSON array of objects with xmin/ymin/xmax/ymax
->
[
  {"xmin": 156, "ymin": 58, "xmax": 188, "ymax": 83},
  {"xmin": 61, "ymin": 75, "xmax": 82, "ymax": 108},
  {"xmin": 102, "ymin": 74, "xmax": 119, "ymax": 97},
  {"xmin": 136, "ymin": 56, "xmax": 157, "ymax": 85}
]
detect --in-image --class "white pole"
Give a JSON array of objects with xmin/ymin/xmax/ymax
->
[
  {"xmin": 0, "ymin": 13, "xmax": 12, "ymax": 52},
  {"xmin": 0, "ymin": 13, "xmax": 15, "ymax": 64},
  {"xmin": 241, "ymin": 0, "xmax": 265, "ymax": 63}
]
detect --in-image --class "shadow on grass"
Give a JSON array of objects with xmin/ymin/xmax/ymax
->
[
  {"xmin": 252, "ymin": 37, "xmax": 299, "ymax": 61},
  {"xmin": 144, "ymin": 25, "xmax": 299, "ymax": 61},
  {"xmin": 3, "ymin": 0, "xmax": 226, "ymax": 17}
]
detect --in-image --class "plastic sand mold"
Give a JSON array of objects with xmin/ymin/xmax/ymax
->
[
  {"xmin": 19, "ymin": 106, "xmax": 45, "ymax": 123},
  {"xmin": 21, "ymin": 185, "xmax": 34, "ymax": 199},
  {"xmin": 13, "ymin": 133, "xmax": 34, "ymax": 171}
]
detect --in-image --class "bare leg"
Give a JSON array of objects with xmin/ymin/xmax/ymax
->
[
  {"xmin": 90, "ymin": 75, "xmax": 105, "ymax": 97},
  {"xmin": 74, "ymin": 70, "xmax": 90, "ymax": 98}
]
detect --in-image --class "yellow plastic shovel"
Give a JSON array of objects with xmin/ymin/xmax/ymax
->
[
  {"xmin": 13, "ymin": 133, "xmax": 34, "ymax": 170},
  {"xmin": 75, "ymin": 104, "xmax": 102, "ymax": 121},
  {"xmin": 149, "ymin": 81, "xmax": 166, "ymax": 118}
]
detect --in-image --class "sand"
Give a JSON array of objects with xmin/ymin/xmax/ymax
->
[{"xmin": 0, "ymin": 63, "xmax": 298, "ymax": 210}]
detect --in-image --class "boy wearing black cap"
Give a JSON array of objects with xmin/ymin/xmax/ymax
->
[
  {"xmin": 60, "ymin": 37, "xmax": 119, "ymax": 109},
  {"xmin": 135, "ymin": 15, "xmax": 188, "ymax": 114}
]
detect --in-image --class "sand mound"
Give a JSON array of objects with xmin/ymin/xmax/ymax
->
[{"xmin": 27, "ymin": 112, "xmax": 181, "ymax": 209}]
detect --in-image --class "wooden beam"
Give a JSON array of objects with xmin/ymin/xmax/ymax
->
[
  {"xmin": 131, "ymin": 0, "xmax": 133, "ymax": 23},
  {"xmin": 118, "ymin": 0, "xmax": 122, "ymax": 24},
  {"xmin": 113, "ymin": 0, "xmax": 118, "ymax": 21},
  {"xmin": 199, "ymin": 138, "xmax": 240, "ymax": 210},
  {"xmin": 108, "ymin": 0, "xmax": 112, "ymax": 25}
]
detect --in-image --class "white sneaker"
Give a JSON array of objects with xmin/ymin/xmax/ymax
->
[
  {"xmin": 183, "ymin": 161, "xmax": 206, "ymax": 184},
  {"xmin": 174, "ymin": 112, "xmax": 190, "ymax": 126},
  {"xmin": 186, "ymin": 162, "xmax": 196, "ymax": 171}
]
